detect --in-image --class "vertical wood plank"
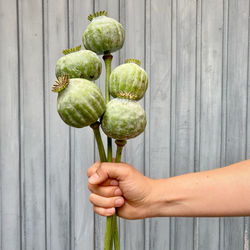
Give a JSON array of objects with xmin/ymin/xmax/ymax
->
[
  {"xmin": 119, "ymin": 0, "xmax": 146, "ymax": 249},
  {"xmin": 246, "ymin": 1, "xmax": 250, "ymax": 248},
  {"xmin": 145, "ymin": 0, "xmax": 172, "ymax": 249},
  {"xmin": 18, "ymin": 0, "xmax": 46, "ymax": 248},
  {"xmin": 144, "ymin": 1, "xmax": 151, "ymax": 249},
  {"xmin": 0, "ymin": 0, "xmax": 21, "ymax": 249},
  {"xmin": 68, "ymin": 0, "xmax": 95, "ymax": 249},
  {"xmin": 93, "ymin": 1, "xmax": 120, "ymax": 249},
  {"xmin": 197, "ymin": 0, "xmax": 223, "ymax": 249},
  {"xmin": 88, "ymin": 2, "xmax": 121, "ymax": 249},
  {"xmin": 170, "ymin": 0, "xmax": 197, "ymax": 250},
  {"xmin": 223, "ymin": 0, "xmax": 249, "ymax": 249},
  {"xmin": 44, "ymin": 0, "xmax": 71, "ymax": 249}
]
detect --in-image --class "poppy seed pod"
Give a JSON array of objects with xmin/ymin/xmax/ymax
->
[
  {"xmin": 55, "ymin": 46, "xmax": 102, "ymax": 81},
  {"xmin": 109, "ymin": 59, "xmax": 148, "ymax": 100},
  {"xmin": 52, "ymin": 76, "xmax": 105, "ymax": 128},
  {"xmin": 101, "ymin": 98, "xmax": 146, "ymax": 140},
  {"xmin": 82, "ymin": 11, "xmax": 125, "ymax": 55}
]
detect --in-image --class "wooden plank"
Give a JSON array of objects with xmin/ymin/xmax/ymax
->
[
  {"xmin": 43, "ymin": 0, "xmax": 71, "ymax": 249},
  {"xmin": 223, "ymin": 0, "xmax": 249, "ymax": 249},
  {"xmin": 91, "ymin": 1, "xmax": 121, "ymax": 249},
  {"xmin": 246, "ymin": 1, "xmax": 250, "ymax": 249},
  {"xmin": 0, "ymin": 0, "xmax": 21, "ymax": 249},
  {"xmin": 68, "ymin": 1, "xmax": 95, "ymax": 249},
  {"xmin": 118, "ymin": 0, "xmax": 146, "ymax": 249},
  {"xmin": 18, "ymin": 0, "xmax": 46, "ymax": 248},
  {"xmin": 170, "ymin": 0, "xmax": 197, "ymax": 249},
  {"xmin": 197, "ymin": 0, "xmax": 224, "ymax": 249},
  {"xmin": 144, "ymin": 0, "xmax": 172, "ymax": 249}
]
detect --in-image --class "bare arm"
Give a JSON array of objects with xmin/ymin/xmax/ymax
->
[
  {"xmin": 87, "ymin": 159, "xmax": 250, "ymax": 219},
  {"xmin": 150, "ymin": 159, "xmax": 250, "ymax": 217}
]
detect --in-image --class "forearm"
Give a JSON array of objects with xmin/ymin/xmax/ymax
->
[{"xmin": 149, "ymin": 159, "xmax": 250, "ymax": 217}]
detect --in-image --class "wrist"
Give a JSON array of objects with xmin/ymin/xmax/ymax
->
[{"xmin": 146, "ymin": 178, "xmax": 186, "ymax": 218}]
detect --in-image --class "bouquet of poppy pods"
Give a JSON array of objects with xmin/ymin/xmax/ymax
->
[{"xmin": 52, "ymin": 11, "xmax": 148, "ymax": 250}]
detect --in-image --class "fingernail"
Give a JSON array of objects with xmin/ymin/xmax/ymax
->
[
  {"xmin": 114, "ymin": 188, "xmax": 122, "ymax": 196},
  {"xmin": 88, "ymin": 173, "xmax": 99, "ymax": 184},
  {"xmin": 110, "ymin": 180, "xmax": 119, "ymax": 186},
  {"xmin": 115, "ymin": 198, "xmax": 124, "ymax": 207}
]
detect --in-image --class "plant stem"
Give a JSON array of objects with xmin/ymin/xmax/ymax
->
[
  {"xmin": 90, "ymin": 122, "xmax": 107, "ymax": 162},
  {"xmin": 103, "ymin": 54, "xmax": 113, "ymax": 103},
  {"xmin": 103, "ymin": 54, "xmax": 113, "ymax": 163},
  {"xmin": 115, "ymin": 140, "xmax": 127, "ymax": 163},
  {"xmin": 103, "ymin": 53, "xmax": 114, "ymax": 250},
  {"xmin": 112, "ymin": 140, "xmax": 127, "ymax": 250}
]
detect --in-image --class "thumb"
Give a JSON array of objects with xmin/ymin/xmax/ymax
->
[{"xmin": 88, "ymin": 162, "xmax": 128, "ymax": 184}]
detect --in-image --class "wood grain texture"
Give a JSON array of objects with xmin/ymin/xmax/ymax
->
[
  {"xmin": 18, "ymin": 0, "xmax": 46, "ymax": 248},
  {"xmin": 223, "ymin": 0, "xmax": 249, "ymax": 249},
  {"xmin": 0, "ymin": 0, "xmax": 20, "ymax": 249},
  {"xmin": 170, "ymin": 0, "xmax": 197, "ymax": 249},
  {"xmin": 197, "ymin": 0, "xmax": 223, "ymax": 249},
  {"xmin": 119, "ymin": 1, "xmax": 146, "ymax": 249},
  {"xmin": 93, "ymin": 1, "xmax": 121, "ymax": 249},
  {"xmin": 68, "ymin": 1, "xmax": 95, "ymax": 250},
  {"xmin": 145, "ymin": 0, "xmax": 172, "ymax": 249},
  {"xmin": 44, "ymin": 0, "xmax": 71, "ymax": 249},
  {"xmin": 0, "ymin": 0, "xmax": 250, "ymax": 249}
]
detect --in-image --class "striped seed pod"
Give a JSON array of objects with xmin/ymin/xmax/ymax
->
[
  {"xmin": 55, "ymin": 46, "xmax": 102, "ymax": 81},
  {"xmin": 109, "ymin": 59, "xmax": 148, "ymax": 101},
  {"xmin": 101, "ymin": 98, "xmax": 146, "ymax": 140},
  {"xmin": 52, "ymin": 76, "xmax": 105, "ymax": 128},
  {"xmin": 82, "ymin": 11, "xmax": 125, "ymax": 55}
]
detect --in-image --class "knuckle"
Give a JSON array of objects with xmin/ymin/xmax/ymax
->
[
  {"xmin": 88, "ymin": 183, "xmax": 92, "ymax": 191},
  {"xmin": 87, "ymin": 168, "xmax": 91, "ymax": 177},
  {"xmin": 89, "ymin": 193, "xmax": 94, "ymax": 203}
]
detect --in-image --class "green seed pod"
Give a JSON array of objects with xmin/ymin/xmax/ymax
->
[
  {"xmin": 52, "ymin": 76, "xmax": 105, "ymax": 128},
  {"xmin": 82, "ymin": 11, "xmax": 125, "ymax": 55},
  {"xmin": 101, "ymin": 98, "xmax": 146, "ymax": 140},
  {"xmin": 109, "ymin": 59, "xmax": 148, "ymax": 100},
  {"xmin": 55, "ymin": 45, "xmax": 102, "ymax": 81}
]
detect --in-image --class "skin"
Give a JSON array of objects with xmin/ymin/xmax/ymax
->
[{"xmin": 87, "ymin": 159, "xmax": 250, "ymax": 219}]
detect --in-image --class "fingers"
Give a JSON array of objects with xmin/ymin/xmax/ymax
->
[
  {"xmin": 88, "ymin": 183, "xmax": 122, "ymax": 197},
  {"xmin": 93, "ymin": 206, "xmax": 116, "ymax": 217},
  {"xmin": 88, "ymin": 162, "xmax": 129, "ymax": 185},
  {"xmin": 87, "ymin": 161, "xmax": 100, "ymax": 177},
  {"xmin": 89, "ymin": 193, "xmax": 124, "ymax": 208}
]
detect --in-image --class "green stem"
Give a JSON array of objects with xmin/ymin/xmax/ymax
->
[
  {"xmin": 113, "ymin": 140, "xmax": 127, "ymax": 250},
  {"xmin": 103, "ymin": 53, "xmax": 114, "ymax": 250},
  {"xmin": 103, "ymin": 54, "xmax": 113, "ymax": 103},
  {"xmin": 115, "ymin": 140, "xmax": 127, "ymax": 163},
  {"xmin": 103, "ymin": 54, "xmax": 113, "ymax": 163},
  {"xmin": 90, "ymin": 122, "xmax": 107, "ymax": 162}
]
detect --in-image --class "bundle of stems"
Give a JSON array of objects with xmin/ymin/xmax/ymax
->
[{"xmin": 91, "ymin": 53, "xmax": 126, "ymax": 250}]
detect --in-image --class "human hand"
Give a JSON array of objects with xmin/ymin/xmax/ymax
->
[{"xmin": 87, "ymin": 161, "xmax": 154, "ymax": 219}]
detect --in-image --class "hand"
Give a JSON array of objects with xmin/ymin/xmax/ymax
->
[{"xmin": 87, "ymin": 161, "xmax": 154, "ymax": 219}]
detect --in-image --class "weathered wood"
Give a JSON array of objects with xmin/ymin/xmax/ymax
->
[
  {"xmin": 144, "ymin": 0, "xmax": 172, "ymax": 249},
  {"xmin": 119, "ymin": 1, "xmax": 146, "ymax": 250},
  {"xmin": 170, "ymin": 0, "xmax": 197, "ymax": 249},
  {"xmin": 222, "ymin": 1, "xmax": 249, "ymax": 250},
  {"xmin": 92, "ymin": 1, "xmax": 121, "ymax": 249},
  {"xmin": 0, "ymin": 0, "xmax": 20, "ymax": 249},
  {"xmin": 18, "ymin": 0, "xmax": 46, "ymax": 248},
  {"xmin": 0, "ymin": 0, "xmax": 250, "ymax": 249},
  {"xmin": 68, "ymin": 1, "xmax": 95, "ymax": 250},
  {"xmin": 197, "ymin": 0, "xmax": 224, "ymax": 249},
  {"xmin": 44, "ymin": 0, "xmax": 71, "ymax": 249},
  {"xmin": 246, "ymin": 1, "xmax": 250, "ymax": 248}
]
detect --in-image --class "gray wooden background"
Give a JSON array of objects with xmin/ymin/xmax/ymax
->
[{"xmin": 1, "ymin": 0, "xmax": 250, "ymax": 249}]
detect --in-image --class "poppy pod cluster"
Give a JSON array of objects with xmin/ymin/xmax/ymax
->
[
  {"xmin": 102, "ymin": 59, "xmax": 148, "ymax": 140},
  {"xmin": 51, "ymin": 10, "xmax": 148, "ymax": 250}
]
